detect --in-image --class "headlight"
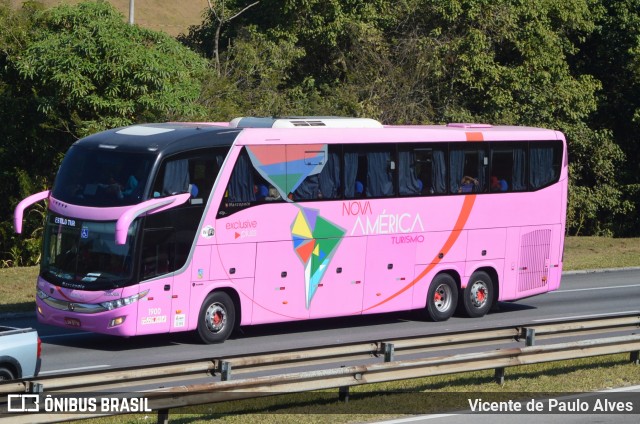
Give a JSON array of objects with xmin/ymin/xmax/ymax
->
[
  {"xmin": 37, "ymin": 288, "xmax": 50, "ymax": 300},
  {"xmin": 100, "ymin": 290, "xmax": 149, "ymax": 311}
]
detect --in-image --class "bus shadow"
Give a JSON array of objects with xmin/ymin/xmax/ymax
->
[
  {"xmin": 43, "ymin": 302, "xmax": 538, "ymax": 351},
  {"xmin": 0, "ymin": 302, "xmax": 35, "ymax": 316}
]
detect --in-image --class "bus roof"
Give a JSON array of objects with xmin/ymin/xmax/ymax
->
[
  {"xmin": 74, "ymin": 119, "xmax": 564, "ymax": 154},
  {"xmin": 74, "ymin": 122, "xmax": 239, "ymax": 155}
]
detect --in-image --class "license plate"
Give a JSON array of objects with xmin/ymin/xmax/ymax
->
[{"xmin": 64, "ymin": 317, "xmax": 81, "ymax": 327}]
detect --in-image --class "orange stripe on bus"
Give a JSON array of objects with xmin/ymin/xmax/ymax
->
[
  {"xmin": 465, "ymin": 132, "xmax": 484, "ymax": 141},
  {"xmin": 466, "ymin": 132, "xmax": 484, "ymax": 141},
  {"xmin": 363, "ymin": 194, "xmax": 476, "ymax": 311}
]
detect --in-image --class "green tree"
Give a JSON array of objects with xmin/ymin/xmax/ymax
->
[
  {"xmin": 0, "ymin": 1, "xmax": 211, "ymax": 266},
  {"xmin": 12, "ymin": 1, "xmax": 208, "ymax": 138},
  {"xmin": 575, "ymin": 0, "xmax": 640, "ymax": 235},
  {"xmin": 196, "ymin": 0, "xmax": 630, "ymax": 235}
]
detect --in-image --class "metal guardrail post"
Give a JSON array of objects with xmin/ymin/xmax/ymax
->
[
  {"xmin": 338, "ymin": 386, "xmax": 350, "ymax": 402},
  {"xmin": 338, "ymin": 365, "xmax": 349, "ymax": 402},
  {"xmin": 495, "ymin": 367, "xmax": 505, "ymax": 385},
  {"xmin": 157, "ymin": 408, "xmax": 169, "ymax": 424},
  {"xmin": 220, "ymin": 361, "xmax": 232, "ymax": 381},
  {"xmin": 631, "ymin": 351, "xmax": 639, "ymax": 365},
  {"xmin": 524, "ymin": 328, "xmax": 536, "ymax": 346},
  {"xmin": 28, "ymin": 382, "xmax": 43, "ymax": 394},
  {"xmin": 381, "ymin": 342, "xmax": 395, "ymax": 362}
]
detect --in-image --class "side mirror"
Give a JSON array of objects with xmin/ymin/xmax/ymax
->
[
  {"xmin": 115, "ymin": 193, "xmax": 191, "ymax": 244},
  {"xmin": 14, "ymin": 190, "xmax": 50, "ymax": 234}
]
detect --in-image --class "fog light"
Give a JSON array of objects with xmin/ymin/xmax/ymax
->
[
  {"xmin": 108, "ymin": 316, "xmax": 126, "ymax": 328},
  {"xmin": 37, "ymin": 306, "xmax": 43, "ymax": 316}
]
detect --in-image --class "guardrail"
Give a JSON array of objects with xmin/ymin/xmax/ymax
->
[{"xmin": 1, "ymin": 312, "xmax": 639, "ymax": 423}]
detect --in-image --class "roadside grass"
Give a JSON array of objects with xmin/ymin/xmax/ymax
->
[
  {"xmin": 72, "ymin": 353, "xmax": 640, "ymax": 423},
  {"xmin": 1, "ymin": 237, "xmax": 639, "ymax": 314},
  {"xmin": 0, "ymin": 265, "xmax": 37, "ymax": 314},
  {"xmin": 562, "ymin": 236, "xmax": 640, "ymax": 271}
]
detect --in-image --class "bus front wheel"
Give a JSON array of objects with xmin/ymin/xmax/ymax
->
[
  {"xmin": 425, "ymin": 273, "xmax": 458, "ymax": 321},
  {"xmin": 459, "ymin": 271, "xmax": 493, "ymax": 318},
  {"xmin": 197, "ymin": 292, "xmax": 236, "ymax": 344}
]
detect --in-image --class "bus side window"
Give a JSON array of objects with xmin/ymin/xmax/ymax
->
[
  {"xmin": 343, "ymin": 149, "xmax": 363, "ymax": 198},
  {"xmin": 225, "ymin": 149, "xmax": 256, "ymax": 203},
  {"xmin": 399, "ymin": 145, "xmax": 447, "ymax": 196},
  {"xmin": 366, "ymin": 147, "xmax": 395, "ymax": 197},
  {"xmin": 398, "ymin": 148, "xmax": 423, "ymax": 196},
  {"xmin": 530, "ymin": 142, "xmax": 562, "ymax": 189},
  {"xmin": 449, "ymin": 145, "xmax": 488, "ymax": 194},
  {"xmin": 154, "ymin": 159, "xmax": 190, "ymax": 197},
  {"xmin": 490, "ymin": 143, "xmax": 527, "ymax": 192},
  {"xmin": 344, "ymin": 145, "xmax": 395, "ymax": 198},
  {"xmin": 291, "ymin": 145, "xmax": 341, "ymax": 201}
]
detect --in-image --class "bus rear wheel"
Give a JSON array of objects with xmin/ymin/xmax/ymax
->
[
  {"xmin": 425, "ymin": 273, "xmax": 458, "ymax": 321},
  {"xmin": 197, "ymin": 292, "xmax": 236, "ymax": 344},
  {"xmin": 460, "ymin": 271, "xmax": 493, "ymax": 318}
]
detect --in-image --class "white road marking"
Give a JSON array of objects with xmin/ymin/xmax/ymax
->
[
  {"xmin": 552, "ymin": 283, "xmax": 640, "ymax": 293},
  {"xmin": 532, "ymin": 310, "xmax": 639, "ymax": 322},
  {"xmin": 38, "ymin": 365, "xmax": 110, "ymax": 375},
  {"xmin": 40, "ymin": 332, "xmax": 90, "ymax": 340},
  {"xmin": 374, "ymin": 414, "xmax": 460, "ymax": 423}
]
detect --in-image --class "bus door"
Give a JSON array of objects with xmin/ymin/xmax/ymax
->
[{"xmin": 137, "ymin": 223, "xmax": 175, "ymax": 333}]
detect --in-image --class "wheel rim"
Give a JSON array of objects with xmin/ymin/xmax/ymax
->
[
  {"xmin": 433, "ymin": 283, "xmax": 453, "ymax": 312},
  {"xmin": 469, "ymin": 280, "xmax": 489, "ymax": 308},
  {"xmin": 204, "ymin": 302, "xmax": 227, "ymax": 334}
]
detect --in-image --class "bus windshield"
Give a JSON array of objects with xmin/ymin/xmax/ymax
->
[
  {"xmin": 41, "ymin": 214, "xmax": 137, "ymax": 290},
  {"xmin": 52, "ymin": 145, "xmax": 155, "ymax": 207}
]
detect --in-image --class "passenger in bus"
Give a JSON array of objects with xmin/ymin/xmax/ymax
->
[
  {"xmin": 100, "ymin": 171, "xmax": 141, "ymax": 200},
  {"xmin": 490, "ymin": 176, "xmax": 508, "ymax": 192},
  {"xmin": 354, "ymin": 181, "xmax": 364, "ymax": 197},
  {"xmin": 459, "ymin": 176, "xmax": 478, "ymax": 193},
  {"xmin": 255, "ymin": 184, "xmax": 268, "ymax": 201},
  {"xmin": 265, "ymin": 186, "xmax": 282, "ymax": 201}
]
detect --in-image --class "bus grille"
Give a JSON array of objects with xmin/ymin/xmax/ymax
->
[{"xmin": 518, "ymin": 229, "xmax": 551, "ymax": 292}]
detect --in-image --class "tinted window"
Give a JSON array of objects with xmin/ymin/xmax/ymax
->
[
  {"xmin": 344, "ymin": 144, "xmax": 396, "ymax": 198},
  {"xmin": 490, "ymin": 143, "xmax": 527, "ymax": 192},
  {"xmin": 530, "ymin": 142, "xmax": 562, "ymax": 189},
  {"xmin": 52, "ymin": 146, "xmax": 154, "ymax": 206},
  {"xmin": 449, "ymin": 144, "xmax": 488, "ymax": 193}
]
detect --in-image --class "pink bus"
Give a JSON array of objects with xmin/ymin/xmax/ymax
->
[{"xmin": 15, "ymin": 117, "xmax": 568, "ymax": 343}]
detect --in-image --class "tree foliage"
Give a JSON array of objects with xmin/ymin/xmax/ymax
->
[
  {"xmin": 198, "ymin": 0, "xmax": 631, "ymax": 235},
  {"xmin": 0, "ymin": 1, "xmax": 210, "ymax": 265},
  {"xmin": 11, "ymin": 1, "xmax": 208, "ymax": 137},
  {"xmin": 2, "ymin": 0, "xmax": 640, "ymax": 266}
]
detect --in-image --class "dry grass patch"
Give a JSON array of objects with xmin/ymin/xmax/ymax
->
[
  {"xmin": 563, "ymin": 236, "xmax": 640, "ymax": 271},
  {"xmin": 9, "ymin": 0, "xmax": 209, "ymax": 36},
  {"xmin": 0, "ymin": 265, "xmax": 38, "ymax": 313}
]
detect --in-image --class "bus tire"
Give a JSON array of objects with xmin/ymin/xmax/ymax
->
[
  {"xmin": 460, "ymin": 271, "xmax": 493, "ymax": 318},
  {"xmin": 197, "ymin": 292, "xmax": 236, "ymax": 344},
  {"xmin": 0, "ymin": 366, "xmax": 16, "ymax": 381},
  {"xmin": 425, "ymin": 273, "xmax": 458, "ymax": 321}
]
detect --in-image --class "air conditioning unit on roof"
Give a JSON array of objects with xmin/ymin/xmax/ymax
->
[{"xmin": 229, "ymin": 117, "xmax": 383, "ymax": 129}]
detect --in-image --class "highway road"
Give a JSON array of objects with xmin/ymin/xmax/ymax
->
[{"xmin": 1, "ymin": 269, "xmax": 639, "ymax": 377}]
